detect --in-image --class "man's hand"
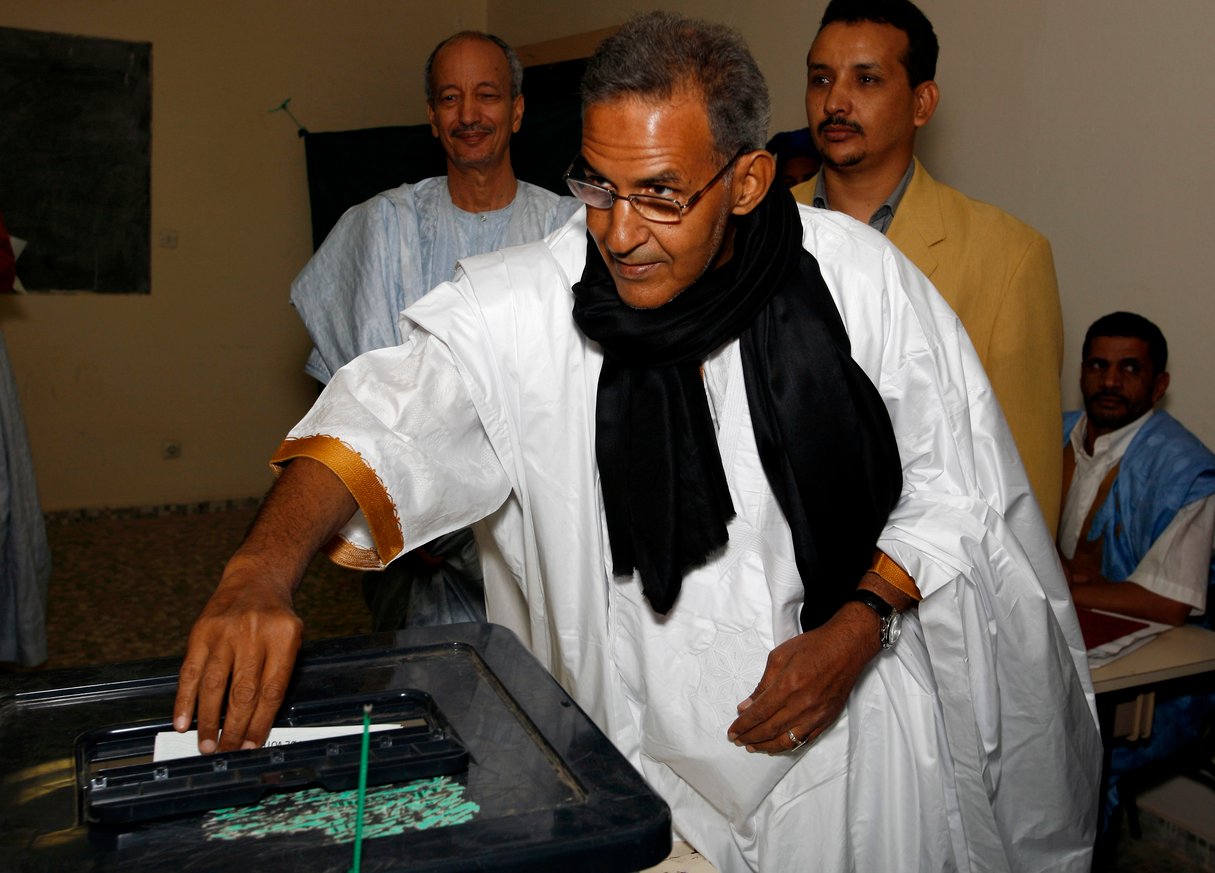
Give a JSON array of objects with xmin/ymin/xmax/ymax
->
[
  {"xmin": 173, "ymin": 562, "xmax": 302, "ymax": 752},
  {"xmin": 727, "ymin": 602, "xmax": 880, "ymax": 754},
  {"xmin": 728, "ymin": 569, "xmax": 915, "ymax": 754},
  {"xmin": 1068, "ymin": 573, "xmax": 1191, "ymax": 626},
  {"xmin": 1059, "ymin": 553, "xmax": 1101, "ymax": 587},
  {"xmin": 1060, "ymin": 548, "xmax": 1189, "ymax": 625},
  {"xmin": 171, "ymin": 457, "xmax": 358, "ymax": 753}
]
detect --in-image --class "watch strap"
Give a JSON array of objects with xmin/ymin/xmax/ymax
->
[
  {"xmin": 848, "ymin": 588, "xmax": 893, "ymax": 619},
  {"xmin": 847, "ymin": 588, "xmax": 901, "ymax": 649}
]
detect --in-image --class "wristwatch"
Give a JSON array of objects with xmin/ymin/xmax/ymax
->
[{"xmin": 848, "ymin": 589, "xmax": 902, "ymax": 649}]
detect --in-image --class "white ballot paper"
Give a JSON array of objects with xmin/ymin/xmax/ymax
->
[{"xmin": 153, "ymin": 724, "xmax": 398, "ymax": 762}]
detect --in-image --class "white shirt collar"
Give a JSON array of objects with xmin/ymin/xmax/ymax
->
[{"xmin": 1069, "ymin": 408, "xmax": 1154, "ymax": 464}]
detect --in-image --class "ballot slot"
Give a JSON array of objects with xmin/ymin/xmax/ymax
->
[{"xmin": 76, "ymin": 688, "xmax": 468, "ymax": 825}]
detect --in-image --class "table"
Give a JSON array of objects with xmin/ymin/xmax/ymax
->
[
  {"xmin": 1088, "ymin": 622, "xmax": 1215, "ymax": 847},
  {"xmin": 1091, "ymin": 624, "xmax": 1215, "ymax": 695},
  {"xmin": 1091, "ymin": 624, "xmax": 1215, "ymax": 740}
]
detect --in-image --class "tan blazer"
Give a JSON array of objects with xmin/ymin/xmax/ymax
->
[{"xmin": 794, "ymin": 160, "xmax": 1064, "ymax": 530}]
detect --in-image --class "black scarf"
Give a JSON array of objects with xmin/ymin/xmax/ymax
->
[{"xmin": 572, "ymin": 184, "xmax": 902, "ymax": 630}]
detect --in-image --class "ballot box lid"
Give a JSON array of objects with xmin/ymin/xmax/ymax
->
[{"xmin": 0, "ymin": 622, "xmax": 672, "ymax": 872}]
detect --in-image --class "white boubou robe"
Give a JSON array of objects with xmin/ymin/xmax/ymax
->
[{"xmin": 274, "ymin": 207, "xmax": 1101, "ymax": 873}]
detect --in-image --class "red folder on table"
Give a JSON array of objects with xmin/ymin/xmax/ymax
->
[{"xmin": 1075, "ymin": 607, "xmax": 1151, "ymax": 650}]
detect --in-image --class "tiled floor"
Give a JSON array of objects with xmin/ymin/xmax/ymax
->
[
  {"xmin": 1113, "ymin": 776, "xmax": 1215, "ymax": 872},
  {"xmin": 1140, "ymin": 775, "xmax": 1215, "ymax": 846},
  {"xmin": 1105, "ymin": 811, "xmax": 1214, "ymax": 872},
  {"xmin": 13, "ymin": 505, "xmax": 1215, "ymax": 872}
]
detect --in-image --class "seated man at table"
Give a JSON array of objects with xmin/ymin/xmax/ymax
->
[
  {"xmin": 1059, "ymin": 310, "xmax": 1215, "ymax": 831},
  {"xmin": 1060, "ymin": 311, "xmax": 1215, "ymax": 624}
]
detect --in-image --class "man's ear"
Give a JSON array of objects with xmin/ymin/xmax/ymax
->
[
  {"xmin": 913, "ymin": 81, "xmax": 939, "ymax": 129},
  {"xmin": 1152, "ymin": 371, "xmax": 1170, "ymax": 405},
  {"xmin": 511, "ymin": 94, "xmax": 525, "ymax": 134},
  {"xmin": 427, "ymin": 103, "xmax": 439, "ymax": 138},
  {"xmin": 730, "ymin": 150, "xmax": 776, "ymax": 216}
]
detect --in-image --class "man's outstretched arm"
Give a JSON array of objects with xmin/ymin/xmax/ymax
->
[
  {"xmin": 173, "ymin": 457, "xmax": 357, "ymax": 753},
  {"xmin": 1066, "ymin": 568, "xmax": 1191, "ymax": 626}
]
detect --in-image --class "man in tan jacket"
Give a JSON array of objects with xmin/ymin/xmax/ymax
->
[{"xmin": 793, "ymin": 0, "xmax": 1063, "ymax": 530}]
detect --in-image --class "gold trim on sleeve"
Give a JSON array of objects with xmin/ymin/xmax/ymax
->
[
  {"xmin": 870, "ymin": 549, "xmax": 922, "ymax": 601},
  {"xmin": 325, "ymin": 537, "xmax": 389, "ymax": 571},
  {"xmin": 270, "ymin": 435, "xmax": 404, "ymax": 567}
]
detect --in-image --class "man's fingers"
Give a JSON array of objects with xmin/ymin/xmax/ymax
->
[
  {"xmin": 214, "ymin": 649, "xmax": 267, "ymax": 752},
  {"xmin": 243, "ymin": 652, "xmax": 298, "ymax": 749},
  {"xmin": 214, "ymin": 610, "xmax": 302, "ymax": 751},
  {"xmin": 733, "ymin": 699, "xmax": 832, "ymax": 753},
  {"xmin": 173, "ymin": 646, "xmax": 209, "ymax": 732},
  {"xmin": 729, "ymin": 652, "xmax": 794, "ymax": 736},
  {"xmin": 730, "ymin": 699, "xmax": 800, "ymax": 746},
  {"xmin": 728, "ymin": 673, "xmax": 799, "ymax": 741},
  {"xmin": 195, "ymin": 646, "xmax": 236, "ymax": 754},
  {"xmin": 736, "ymin": 712, "xmax": 802, "ymax": 753},
  {"xmin": 747, "ymin": 722, "xmax": 824, "ymax": 755},
  {"xmin": 727, "ymin": 648, "xmax": 834, "ymax": 749},
  {"xmin": 174, "ymin": 581, "xmax": 304, "ymax": 755},
  {"xmin": 732, "ymin": 653, "xmax": 786, "ymax": 719}
]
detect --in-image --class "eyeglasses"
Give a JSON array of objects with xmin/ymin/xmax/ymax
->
[{"xmin": 563, "ymin": 148, "xmax": 746, "ymax": 224}]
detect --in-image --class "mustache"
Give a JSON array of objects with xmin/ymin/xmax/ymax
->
[
  {"xmin": 1090, "ymin": 391, "xmax": 1127, "ymax": 403},
  {"xmin": 819, "ymin": 115, "xmax": 863, "ymax": 134},
  {"xmin": 453, "ymin": 123, "xmax": 494, "ymax": 135}
]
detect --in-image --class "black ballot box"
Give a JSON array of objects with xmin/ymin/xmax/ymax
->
[{"xmin": 0, "ymin": 623, "xmax": 671, "ymax": 872}]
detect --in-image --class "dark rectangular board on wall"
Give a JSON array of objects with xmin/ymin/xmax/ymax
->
[{"xmin": 0, "ymin": 26, "xmax": 151, "ymax": 294}]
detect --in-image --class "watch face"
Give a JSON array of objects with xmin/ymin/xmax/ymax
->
[{"xmin": 883, "ymin": 611, "xmax": 903, "ymax": 648}]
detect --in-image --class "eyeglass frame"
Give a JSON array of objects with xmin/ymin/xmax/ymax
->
[{"xmin": 562, "ymin": 146, "xmax": 747, "ymax": 224}]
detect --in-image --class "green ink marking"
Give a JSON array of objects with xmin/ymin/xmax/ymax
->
[
  {"xmin": 350, "ymin": 703, "xmax": 372, "ymax": 872},
  {"xmin": 202, "ymin": 776, "xmax": 479, "ymax": 843}
]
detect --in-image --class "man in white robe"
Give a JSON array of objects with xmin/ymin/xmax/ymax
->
[{"xmin": 177, "ymin": 13, "xmax": 1100, "ymax": 872}]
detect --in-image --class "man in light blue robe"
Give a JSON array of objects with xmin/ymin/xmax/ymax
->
[
  {"xmin": 288, "ymin": 31, "xmax": 578, "ymax": 627},
  {"xmin": 293, "ymin": 177, "xmax": 577, "ymax": 385}
]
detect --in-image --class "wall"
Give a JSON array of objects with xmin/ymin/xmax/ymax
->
[
  {"xmin": 912, "ymin": 0, "xmax": 1215, "ymax": 442},
  {"xmin": 489, "ymin": 1, "xmax": 817, "ymax": 133},
  {"xmin": 0, "ymin": 0, "xmax": 487, "ymax": 510},
  {"xmin": 492, "ymin": 0, "xmax": 1215, "ymax": 447},
  {"xmin": 6, "ymin": 0, "xmax": 1215, "ymax": 510}
]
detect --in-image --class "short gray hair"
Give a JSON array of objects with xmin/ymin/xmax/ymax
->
[
  {"xmin": 581, "ymin": 12, "xmax": 771, "ymax": 159},
  {"xmin": 424, "ymin": 31, "xmax": 524, "ymax": 103}
]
